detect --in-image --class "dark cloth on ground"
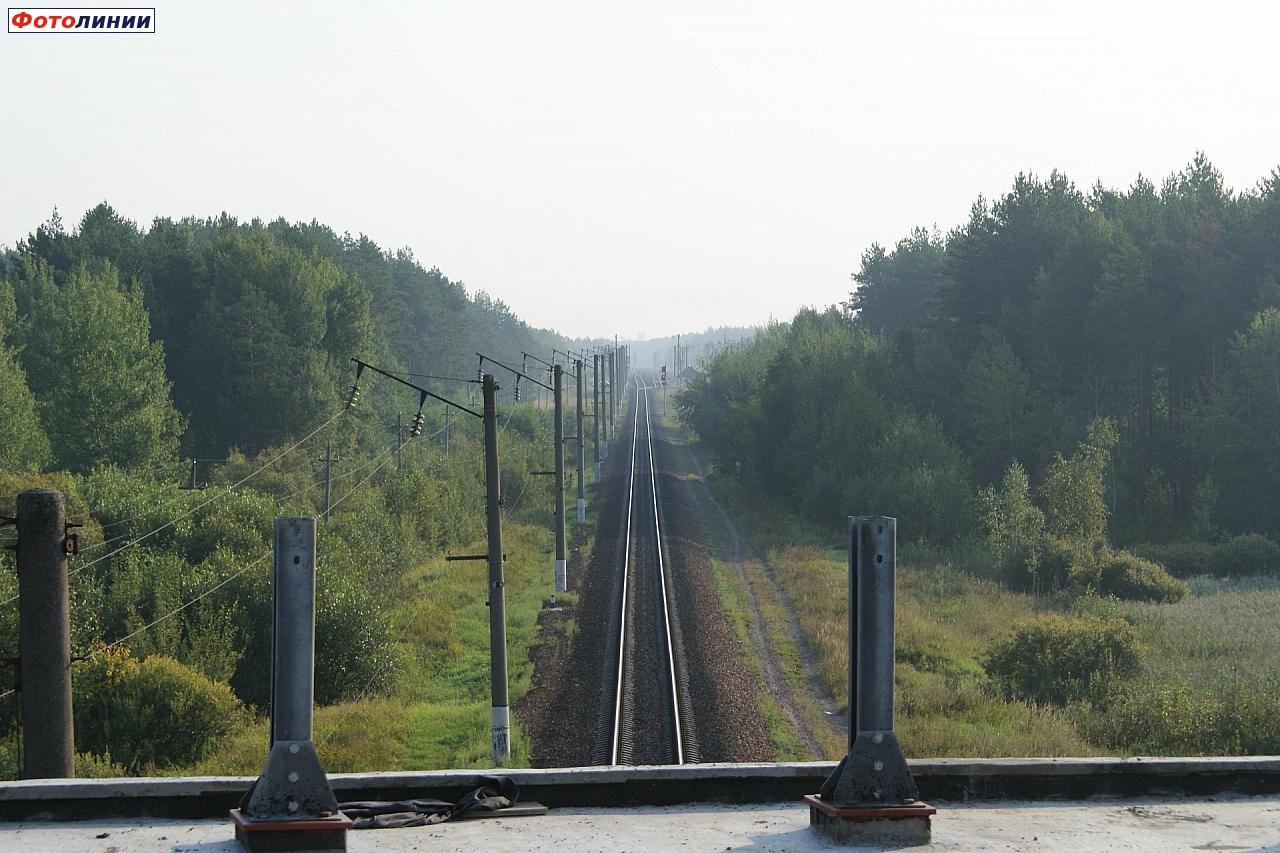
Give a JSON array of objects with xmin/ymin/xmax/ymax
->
[{"xmin": 338, "ymin": 775, "xmax": 519, "ymax": 829}]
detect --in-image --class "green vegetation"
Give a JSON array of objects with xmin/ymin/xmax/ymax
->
[
  {"xmin": 680, "ymin": 156, "xmax": 1280, "ymax": 757},
  {"xmin": 983, "ymin": 615, "xmax": 1141, "ymax": 706},
  {"xmin": 0, "ymin": 206, "xmax": 577, "ymax": 776},
  {"xmin": 684, "ymin": 156, "xmax": 1280, "ymax": 548},
  {"xmin": 73, "ymin": 647, "xmax": 247, "ymax": 771}
]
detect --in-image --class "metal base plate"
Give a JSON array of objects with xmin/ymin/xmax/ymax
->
[
  {"xmin": 231, "ymin": 808, "xmax": 352, "ymax": 853},
  {"xmin": 804, "ymin": 794, "xmax": 936, "ymax": 820},
  {"xmin": 805, "ymin": 795, "xmax": 934, "ymax": 846}
]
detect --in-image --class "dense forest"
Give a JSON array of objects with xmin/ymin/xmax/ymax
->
[
  {"xmin": 685, "ymin": 154, "xmax": 1280, "ymax": 552},
  {"xmin": 0, "ymin": 204, "xmax": 566, "ymax": 465},
  {"xmin": 0, "ymin": 205, "xmax": 569, "ymax": 774}
]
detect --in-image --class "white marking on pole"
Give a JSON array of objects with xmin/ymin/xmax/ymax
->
[{"xmin": 492, "ymin": 705, "xmax": 510, "ymax": 762}]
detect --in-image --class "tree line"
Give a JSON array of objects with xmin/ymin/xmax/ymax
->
[
  {"xmin": 682, "ymin": 154, "xmax": 1280, "ymax": 553},
  {"xmin": 0, "ymin": 203, "xmax": 565, "ymax": 470}
]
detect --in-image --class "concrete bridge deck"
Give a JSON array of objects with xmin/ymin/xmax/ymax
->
[
  {"xmin": 4, "ymin": 759, "xmax": 1280, "ymax": 851},
  {"xmin": 5, "ymin": 796, "xmax": 1280, "ymax": 852}
]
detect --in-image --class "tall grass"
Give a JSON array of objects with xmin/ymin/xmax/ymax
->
[{"xmin": 767, "ymin": 545, "xmax": 1096, "ymax": 757}]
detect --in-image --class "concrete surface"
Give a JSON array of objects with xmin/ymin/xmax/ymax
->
[
  {"xmin": 3, "ymin": 796, "xmax": 1280, "ymax": 852},
  {"xmin": 8, "ymin": 758, "xmax": 1280, "ymax": 821}
]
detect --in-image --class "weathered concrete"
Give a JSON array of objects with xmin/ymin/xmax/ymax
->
[
  {"xmin": 4, "ymin": 796, "xmax": 1280, "ymax": 851},
  {"xmin": 4, "ymin": 758, "xmax": 1280, "ymax": 821}
]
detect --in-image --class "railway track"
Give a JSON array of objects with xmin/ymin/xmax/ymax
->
[{"xmin": 596, "ymin": 373, "xmax": 699, "ymax": 765}]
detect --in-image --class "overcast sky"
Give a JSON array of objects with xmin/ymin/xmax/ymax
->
[{"xmin": 2, "ymin": 0, "xmax": 1277, "ymax": 339}]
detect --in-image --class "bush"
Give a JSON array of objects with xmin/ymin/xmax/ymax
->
[
  {"xmin": 1130, "ymin": 542, "xmax": 1216, "ymax": 578},
  {"xmin": 999, "ymin": 536, "xmax": 1082, "ymax": 594},
  {"xmin": 984, "ymin": 615, "xmax": 1141, "ymax": 706},
  {"xmin": 1037, "ymin": 537, "xmax": 1086, "ymax": 593},
  {"xmin": 1217, "ymin": 533, "xmax": 1280, "ymax": 576},
  {"xmin": 74, "ymin": 646, "xmax": 246, "ymax": 771},
  {"xmin": 228, "ymin": 553, "xmax": 403, "ymax": 709},
  {"xmin": 1070, "ymin": 550, "xmax": 1188, "ymax": 603},
  {"xmin": 1084, "ymin": 677, "xmax": 1280, "ymax": 755},
  {"xmin": 1133, "ymin": 534, "xmax": 1280, "ymax": 578}
]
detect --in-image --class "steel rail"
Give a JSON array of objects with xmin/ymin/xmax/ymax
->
[
  {"xmin": 609, "ymin": 372, "xmax": 684, "ymax": 765},
  {"xmin": 609, "ymin": 377, "xmax": 643, "ymax": 765},
  {"xmin": 644, "ymin": 375, "xmax": 684, "ymax": 764}
]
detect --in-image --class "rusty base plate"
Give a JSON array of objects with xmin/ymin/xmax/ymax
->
[
  {"xmin": 803, "ymin": 794, "xmax": 937, "ymax": 820},
  {"xmin": 231, "ymin": 808, "xmax": 352, "ymax": 853}
]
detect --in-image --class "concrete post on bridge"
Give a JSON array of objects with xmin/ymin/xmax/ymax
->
[
  {"xmin": 807, "ymin": 515, "xmax": 935, "ymax": 845},
  {"xmin": 231, "ymin": 517, "xmax": 350, "ymax": 852},
  {"xmin": 16, "ymin": 488, "xmax": 75, "ymax": 780}
]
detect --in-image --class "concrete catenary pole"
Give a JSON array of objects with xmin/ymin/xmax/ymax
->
[
  {"xmin": 553, "ymin": 364, "xmax": 567, "ymax": 592},
  {"xmin": 600, "ymin": 350, "xmax": 609, "ymax": 459},
  {"xmin": 592, "ymin": 353, "xmax": 602, "ymax": 478},
  {"xmin": 395, "ymin": 413, "xmax": 403, "ymax": 472},
  {"xmin": 576, "ymin": 357, "xmax": 586, "ymax": 522},
  {"xmin": 16, "ymin": 488, "xmax": 74, "ymax": 778},
  {"xmin": 608, "ymin": 349, "xmax": 616, "ymax": 433},
  {"xmin": 319, "ymin": 440, "xmax": 339, "ymax": 522},
  {"xmin": 482, "ymin": 373, "xmax": 511, "ymax": 763}
]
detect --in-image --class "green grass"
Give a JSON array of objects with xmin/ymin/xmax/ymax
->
[
  {"xmin": 700, "ymin": 452, "xmax": 1280, "ymax": 757},
  {"xmin": 1083, "ymin": 576, "xmax": 1280, "ymax": 687},
  {"xmin": 194, "ymin": 520, "xmax": 556, "ymax": 773}
]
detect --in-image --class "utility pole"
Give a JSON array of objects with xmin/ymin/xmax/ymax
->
[
  {"xmin": 318, "ymin": 440, "xmax": 339, "ymax": 522},
  {"xmin": 350, "ymin": 357, "xmax": 500, "ymax": 763},
  {"xmin": 444, "ymin": 406, "xmax": 451, "ymax": 458},
  {"xmin": 553, "ymin": 364, "xmax": 567, "ymax": 592},
  {"xmin": 608, "ymin": 349, "xmax": 616, "ymax": 434},
  {"xmin": 16, "ymin": 488, "xmax": 74, "ymax": 778},
  {"xmin": 576, "ymin": 357, "xmax": 586, "ymax": 522},
  {"xmin": 592, "ymin": 353, "xmax": 602, "ymax": 478},
  {"xmin": 395, "ymin": 413, "xmax": 403, "ymax": 471},
  {"xmin": 600, "ymin": 351, "xmax": 609, "ymax": 459},
  {"xmin": 482, "ymin": 373, "xmax": 511, "ymax": 763}
]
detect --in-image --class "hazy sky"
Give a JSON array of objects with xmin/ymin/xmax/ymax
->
[{"xmin": 2, "ymin": 1, "xmax": 1277, "ymax": 339}]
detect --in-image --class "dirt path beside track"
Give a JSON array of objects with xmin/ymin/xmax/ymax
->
[{"xmin": 672, "ymin": 426, "xmax": 847, "ymax": 758}]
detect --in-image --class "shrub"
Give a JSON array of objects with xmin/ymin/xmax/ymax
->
[
  {"xmin": 1037, "ymin": 537, "xmax": 1086, "ymax": 593},
  {"xmin": 1130, "ymin": 542, "xmax": 1216, "ymax": 578},
  {"xmin": 1133, "ymin": 534, "xmax": 1280, "ymax": 579},
  {"xmin": 1217, "ymin": 533, "xmax": 1280, "ymax": 576},
  {"xmin": 74, "ymin": 646, "xmax": 246, "ymax": 771},
  {"xmin": 984, "ymin": 615, "xmax": 1141, "ymax": 706},
  {"xmin": 1000, "ymin": 536, "xmax": 1084, "ymax": 594},
  {"xmin": 228, "ymin": 554, "xmax": 403, "ymax": 709},
  {"xmin": 1070, "ymin": 550, "xmax": 1188, "ymax": 603}
]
